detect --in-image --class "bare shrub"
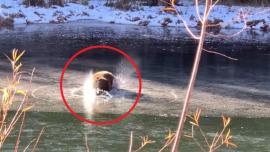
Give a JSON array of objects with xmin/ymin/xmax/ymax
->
[
  {"xmin": 127, "ymin": 109, "xmax": 237, "ymax": 152},
  {"xmin": 0, "ymin": 16, "xmax": 14, "ymax": 29},
  {"xmin": 105, "ymin": 0, "xmax": 171, "ymax": 10},
  {"xmin": 0, "ymin": 49, "xmax": 33, "ymax": 149},
  {"xmin": 220, "ymin": 0, "xmax": 270, "ymax": 6},
  {"xmin": 104, "ymin": 0, "xmax": 134, "ymax": 10},
  {"xmin": 22, "ymin": 0, "xmax": 90, "ymax": 7},
  {"xmin": 138, "ymin": 0, "xmax": 160, "ymax": 6},
  {"xmin": 66, "ymin": 0, "xmax": 89, "ymax": 5},
  {"xmin": 49, "ymin": 0, "xmax": 65, "ymax": 7},
  {"xmin": 104, "ymin": 0, "xmax": 179, "ymax": 8},
  {"xmin": 22, "ymin": 0, "xmax": 46, "ymax": 7}
]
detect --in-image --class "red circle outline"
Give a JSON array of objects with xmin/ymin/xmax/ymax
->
[{"xmin": 59, "ymin": 45, "xmax": 142, "ymax": 125}]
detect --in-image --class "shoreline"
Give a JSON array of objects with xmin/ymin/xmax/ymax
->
[
  {"xmin": 0, "ymin": 0, "xmax": 269, "ymax": 28},
  {"xmin": 1, "ymin": 20, "xmax": 270, "ymax": 45}
]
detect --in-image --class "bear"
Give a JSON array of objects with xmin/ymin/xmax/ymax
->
[{"xmin": 93, "ymin": 71, "xmax": 115, "ymax": 94}]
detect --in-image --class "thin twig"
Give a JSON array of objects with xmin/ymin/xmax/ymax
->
[
  {"xmin": 23, "ymin": 139, "xmax": 36, "ymax": 152},
  {"xmin": 159, "ymin": 135, "xmax": 175, "ymax": 152},
  {"xmin": 1, "ymin": 96, "xmax": 27, "ymax": 148},
  {"xmin": 31, "ymin": 127, "xmax": 46, "ymax": 152},
  {"xmin": 133, "ymin": 136, "xmax": 155, "ymax": 152},
  {"xmin": 85, "ymin": 134, "xmax": 90, "ymax": 152},
  {"xmin": 210, "ymin": 131, "xmax": 219, "ymax": 150},
  {"xmin": 206, "ymin": 24, "xmax": 247, "ymax": 39},
  {"xmin": 14, "ymin": 112, "xmax": 26, "ymax": 152},
  {"xmin": 129, "ymin": 131, "xmax": 133, "ymax": 152},
  {"xmin": 192, "ymin": 138, "xmax": 207, "ymax": 152},
  {"xmin": 212, "ymin": 127, "xmax": 226, "ymax": 149},
  {"xmin": 208, "ymin": 0, "xmax": 220, "ymax": 16},
  {"xmin": 203, "ymin": 48, "xmax": 238, "ymax": 61},
  {"xmin": 171, "ymin": 0, "xmax": 212, "ymax": 151},
  {"xmin": 171, "ymin": 2, "xmax": 200, "ymax": 39},
  {"xmin": 198, "ymin": 128, "xmax": 210, "ymax": 147},
  {"xmin": 195, "ymin": 0, "xmax": 203, "ymax": 22}
]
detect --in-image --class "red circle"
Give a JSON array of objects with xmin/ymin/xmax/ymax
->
[{"xmin": 59, "ymin": 45, "xmax": 142, "ymax": 125}]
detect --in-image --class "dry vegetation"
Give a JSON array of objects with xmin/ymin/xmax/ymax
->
[
  {"xmin": 0, "ymin": 17, "xmax": 14, "ymax": 29},
  {"xmin": 0, "ymin": 49, "xmax": 31, "ymax": 149},
  {"xmin": 152, "ymin": 0, "xmax": 251, "ymax": 151},
  {"xmin": 126, "ymin": 109, "xmax": 236, "ymax": 152},
  {"xmin": 22, "ymin": 0, "xmax": 46, "ymax": 7},
  {"xmin": 184, "ymin": 109, "xmax": 237, "ymax": 152},
  {"xmin": 158, "ymin": 0, "xmax": 267, "ymax": 150},
  {"xmin": 220, "ymin": 0, "xmax": 270, "ymax": 6},
  {"xmin": 0, "ymin": 49, "xmax": 44, "ymax": 151},
  {"xmin": 104, "ymin": 0, "xmax": 270, "ymax": 10},
  {"xmin": 20, "ymin": 0, "xmax": 270, "ymax": 8},
  {"xmin": 104, "ymin": 0, "xmax": 179, "ymax": 10},
  {"xmin": 88, "ymin": 0, "xmax": 264, "ymax": 151},
  {"xmin": 104, "ymin": 0, "xmax": 136, "ymax": 11},
  {"xmin": 22, "ymin": 0, "xmax": 89, "ymax": 7}
]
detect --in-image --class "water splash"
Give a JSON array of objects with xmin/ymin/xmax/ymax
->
[
  {"xmin": 82, "ymin": 71, "xmax": 96, "ymax": 114},
  {"xmin": 82, "ymin": 59, "xmax": 137, "ymax": 115},
  {"xmin": 114, "ymin": 59, "xmax": 134, "ymax": 89}
]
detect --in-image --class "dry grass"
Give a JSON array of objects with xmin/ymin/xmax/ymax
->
[
  {"xmin": 0, "ymin": 49, "xmax": 30, "ymax": 149},
  {"xmin": 128, "ymin": 133, "xmax": 155, "ymax": 152},
  {"xmin": 127, "ymin": 109, "xmax": 237, "ymax": 152},
  {"xmin": 0, "ymin": 49, "xmax": 44, "ymax": 151},
  {"xmin": 23, "ymin": 0, "xmax": 89, "ymax": 7},
  {"xmin": 184, "ymin": 109, "xmax": 237, "ymax": 152}
]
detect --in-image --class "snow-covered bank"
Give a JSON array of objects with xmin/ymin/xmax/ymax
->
[{"xmin": 0, "ymin": 0, "xmax": 270, "ymax": 30}]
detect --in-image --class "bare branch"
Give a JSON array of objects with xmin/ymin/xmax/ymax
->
[
  {"xmin": 85, "ymin": 134, "xmax": 90, "ymax": 152},
  {"xmin": 171, "ymin": 0, "xmax": 212, "ymax": 151},
  {"xmin": 129, "ymin": 131, "xmax": 133, "ymax": 152},
  {"xmin": 171, "ymin": 2, "xmax": 200, "ymax": 39},
  {"xmin": 31, "ymin": 127, "xmax": 46, "ymax": 152},
  {"xmin": 14, "ymin": 112, "xmax": 26, "ymax": 152},
  {"xmin": 23, "ymin": 139, "xmax": 36, "ymax": 152},
  {"xmin": 206, "ymin": 24, "xmax": 248, "ymax": 39},
  {"xmin": 203, "ymin": 48, "xmax": 238, "ymax": 61},
  {"xmin": 195, "ymin": 0, "xmax": 203, "ymax": 22}
]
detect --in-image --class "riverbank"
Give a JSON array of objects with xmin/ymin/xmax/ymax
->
[
  {"xmin": 0, "ymin": 0, "xmax": 270, "ymax": 31},
  {"xmin": 0, "ymin": 21, "xmax": 269, "ymax": 118},
  {"xmin": 1, "ymin": 20, "xmax": 270, "ymax": 44}
]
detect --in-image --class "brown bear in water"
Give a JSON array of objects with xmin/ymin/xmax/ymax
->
[{"xmin": 93, "ymin": 71, "xmax": 115, "ymax": 94}]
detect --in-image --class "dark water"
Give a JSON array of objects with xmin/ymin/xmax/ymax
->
[{"xmin": 3, "ymin": 112, "xmax": 270, "ymax": 152}]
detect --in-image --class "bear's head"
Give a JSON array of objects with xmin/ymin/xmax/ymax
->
[{"xmin": 93, "ymin": 71, "xmax": 114, "ymax": 93}]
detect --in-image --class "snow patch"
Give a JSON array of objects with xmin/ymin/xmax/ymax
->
[{"xmin": 0, "ymin": 0, "xmax": 269, "ymax": 30}]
